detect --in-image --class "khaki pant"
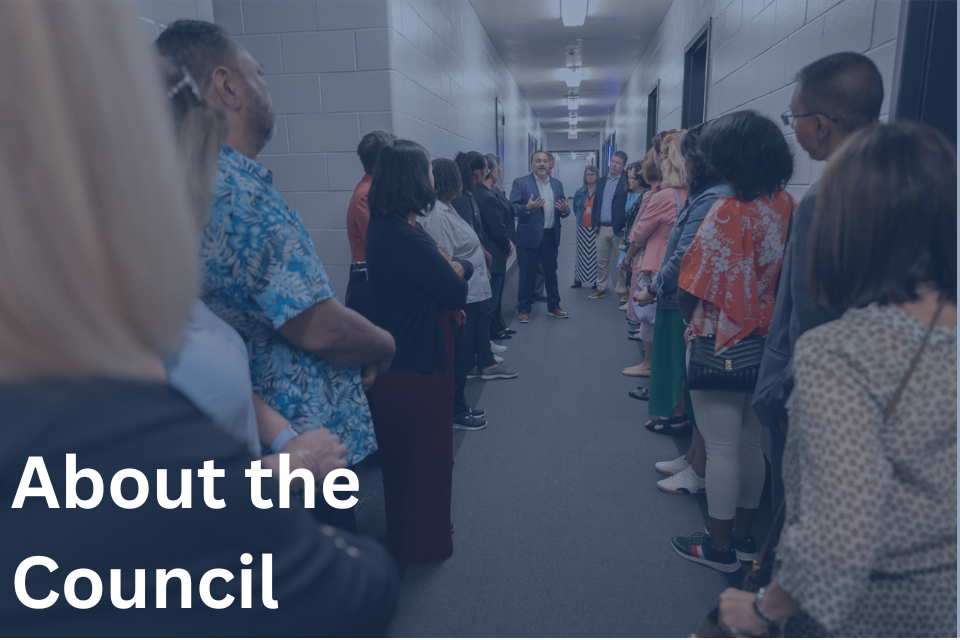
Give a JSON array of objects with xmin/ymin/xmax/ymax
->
[{"xmin": 595, "ymin": 225, "xmax": 618, "ymax": 292}]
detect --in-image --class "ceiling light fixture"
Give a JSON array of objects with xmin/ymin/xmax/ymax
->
[
  {"xmin": 570, "ymin": 152, "xmax": 577, "ymax": 160},
  {"xmin": 568, "ymin": 112, "xmax": 578, "ymax": 126},
  {"xmin": 561, "ymin": 0, "xmax": 589, "ymax": 27},
  {"xmin": 564, "ymin": 66, "xmax": 582, "ymax": 88},
  {"xmin": 567, "ymin": 95, "xmax": 580, "ymax": 110}
]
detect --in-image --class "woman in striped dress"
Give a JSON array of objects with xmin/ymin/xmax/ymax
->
[{"xmin": 571, "ymin": 165, "xmax": 599, "ymax": 288}]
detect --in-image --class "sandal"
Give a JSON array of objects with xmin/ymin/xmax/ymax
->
[
  {"xmin": 645, "ymin": 415, "xmax": 692, "ymax": 437},
  {"xmin": 629, "ymin": 386, "xmax": 649, "ymax": 401}
]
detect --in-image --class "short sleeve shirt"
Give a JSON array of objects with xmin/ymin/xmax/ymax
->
[{"xmin": 200, "ymin": 146, "xmax": 376, "ymax": 465}]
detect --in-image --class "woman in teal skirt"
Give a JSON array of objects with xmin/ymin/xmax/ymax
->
[{"xmin": 633, "ymin": 123, "xmax": 734, "ymax": 493}]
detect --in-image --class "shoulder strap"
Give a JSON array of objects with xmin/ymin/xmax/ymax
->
[
  {"xmin": 672, "ymin": 188, "xmax": 681, "ymax": 214},
  {"xmin": 884, "ymin": 298, "xmax": 948, "ymax": 422}
]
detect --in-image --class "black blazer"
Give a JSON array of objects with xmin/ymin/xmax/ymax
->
[
  {"xmin": 366, "ymin": 215, "xmax": 471, "ymax": 373},
  {"xmin": 474, "ymin": 184, "xmax": 511, "ymax": 275},
  {"xmin": 592, "ymin": 172, "xmax": 629, "ymax": 236},
  {"xmin": 494, "ymin": 188, "xmax": 516, "ymax": 244}
]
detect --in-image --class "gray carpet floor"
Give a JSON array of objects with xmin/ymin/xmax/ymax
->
[{"xmin": 354, "ymin": 229, "xmax": 766, "ymax": 636}]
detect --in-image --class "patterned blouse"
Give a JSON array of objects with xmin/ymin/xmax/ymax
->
[
  {"xmin": 200, "ymin": 146, "xmax": 376, "ymax": 465},
  {"xmin": 678, "ymin": 191, "xmax": 794, "ymax": 353},
  {"xmin": 779, "ymin": 303, "xmax": 957, "ymax": 636}
]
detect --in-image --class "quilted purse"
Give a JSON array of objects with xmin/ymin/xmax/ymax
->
[{"xmin": 687, "ymin": 334, "xmax": 766, "ymax": 393}]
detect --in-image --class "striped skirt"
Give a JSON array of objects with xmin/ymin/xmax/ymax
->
[{"xmin": 575, "ymin": 225, "xmax": 598, "ymax": 285}]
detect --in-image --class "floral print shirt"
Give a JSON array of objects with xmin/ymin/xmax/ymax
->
[
  {"xmin": 678, "ymin": 191, "xmax": 794, "ymax": 353},
  {"xmin": 200, "ymin": 146, "xmax": 375, "ymax": 465}
]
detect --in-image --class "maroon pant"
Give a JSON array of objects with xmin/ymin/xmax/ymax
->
[{"xmin": 370, "ymin": 311, "xmax": 456, "ymax": 565}]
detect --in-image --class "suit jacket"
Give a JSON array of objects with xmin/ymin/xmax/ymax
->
[
  {"xmin": 474, "ymin": 184, "xmax": 512, "ymax": 274},
  {"xmin": 592, "ymin": 171, "xmax": 629, "ymax": 235},
  {"xmin": 509, "ymin": 173, "xmax": 568, "ymax": 249}
]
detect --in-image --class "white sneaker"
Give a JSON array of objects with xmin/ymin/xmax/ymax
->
[
  {"xmin": 655, "ymin": 456, "xmax": 690, "ymax": 477},
  {"xmin": 494, "ymin": 354, "xmax": 504, "ymax": 363},
  {"xmin": 657, "ymin": 466, "xmax": 705, "ymax": 494},
  {"xmin": 619, "ymin": 302, "xmax": 628, "ymax": 311},
  {"xmin": 490, "ymin": 342, "xmax": 507, "ymax": 353}
]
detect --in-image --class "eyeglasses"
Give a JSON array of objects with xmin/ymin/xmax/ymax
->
[
  {"xmin": 167, "ymin": 66, "xmax": 202, "ymax": 103},
  {"xmin": 780, "ymin": 110, "xmax": 838, "ymax": 126}
]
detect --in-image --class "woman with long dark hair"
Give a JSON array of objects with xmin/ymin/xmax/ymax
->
[
  {"xmin": 670, "ymin": 111, "xmax": 795, "ymax": 573},
  {"xmin": 719, "ymin": 122, "xmax": 956, "ymax": 637},
  {"xmin": 366, "ymin": 140, "xmax": 472, "ymax": 565}
]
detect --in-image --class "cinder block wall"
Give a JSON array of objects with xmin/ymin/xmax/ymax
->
[
  {"xmin": 386, "ymin": 0, "xmax": 543, "ymax": 189},
  {"xmin": 602, "ymin": 0, "xmax": 903, "ymax": 201},
  {"xmin": 208, "ymin": 0, "xmax": 541, "ymax": 297}
]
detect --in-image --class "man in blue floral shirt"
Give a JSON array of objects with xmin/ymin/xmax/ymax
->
[{"xmin": 157, "ymin": 21, "xmax": 395, "ymax": 472}]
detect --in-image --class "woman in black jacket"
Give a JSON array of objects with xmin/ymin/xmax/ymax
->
[{"xmin": 366, "ymin": 140, "xmax": 472, "ymax": 565}]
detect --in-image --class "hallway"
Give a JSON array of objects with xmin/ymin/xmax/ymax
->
[{"xmin": 357, "ymin": 231, "xmax": 731, "ymax": 636}]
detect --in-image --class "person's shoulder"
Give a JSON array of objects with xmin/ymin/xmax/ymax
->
[{"xmin": 794, "ymin": 306, "xmax": 886, "ymax": 372}]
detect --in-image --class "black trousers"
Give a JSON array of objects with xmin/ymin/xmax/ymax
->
[
  {"xmin": 453, "ymin": 299, "xmax": 496, "ymax": 415},
  {"xmin": 517, "ymin": 228, "xmax": 560, "ymax": 314}
]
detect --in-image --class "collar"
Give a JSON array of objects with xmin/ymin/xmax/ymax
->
[
  {"xmin": 607, "ymin": 172, "xmax": 622, "ymax": 182},
  {"xmin": 219, "ymin": 144, "xmax": 272, "ymax": 185},
  {"xmin": 534, "ymin": 173, "xmax": 551, "ymax": 184},
  {"xmin": 360, "ymin": 173, "xmax": 373, "ymax": 185}
]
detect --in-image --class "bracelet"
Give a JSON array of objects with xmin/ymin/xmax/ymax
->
[
  {"xmin": 753, "ymin": 587, "xmax": 784, "ymax": 629},
  {"xmin": 270, "ymin": 422, "xmax": 303, "ymax": 454}
]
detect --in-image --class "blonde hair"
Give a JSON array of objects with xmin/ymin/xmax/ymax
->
[
  {"xmin": 660, "ymin": 131, "xmax": 687, "ymax": 189},
  {"xmin": 0, "ymin": 1, "xmax": 198, "ymax": 381},
  {"xmin": 160, "ymin": 58, "xmax": 228, "ymax": 227}
]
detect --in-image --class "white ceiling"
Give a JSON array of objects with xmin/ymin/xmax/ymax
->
[{"xmin": 470, "ymin": 0, "xmax": 673, "ymax": 135}]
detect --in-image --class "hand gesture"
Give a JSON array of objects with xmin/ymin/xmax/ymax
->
[
  {"xmin": 555, "ymin": 197, "xmax": 568, "ymax": 213},
  {"xmin": 526, "ymin": 194, "xmax": 545, "ymax": 211}
]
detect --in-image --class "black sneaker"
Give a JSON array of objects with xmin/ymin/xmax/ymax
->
[
  {"xmin": 453, "ymin": 413, "xmax": 487, "ymax": 430},
  {"xmin": 671, "ymin": 532, "xmax": 741, "ymax": 573},
  {"xmin": 703, "ymin": 526, "xmax": 758, "ymax": 561},
  {"xmin": 468, "ymin": 407, "xmax": 486, "ymax": 419}
]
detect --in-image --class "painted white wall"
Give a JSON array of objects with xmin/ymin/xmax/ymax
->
[
  {"xmin": 136, "ymin": 0, "xmax": 214, "ymax": 40},
  {"xmin": 386, "ymin": 0, "xmax": 543, "ymax": 188},
  {"xmin": 602, "ymin": 0, "xmax": 903, "ymax": 200},
  {"xmin": 208, "ymin": 0, "xmax": 541, "ymax": 296}
]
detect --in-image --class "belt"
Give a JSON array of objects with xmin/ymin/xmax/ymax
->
[{"xmin": 350, "ymin": 262, "xmax": 367, "ymax": 275}]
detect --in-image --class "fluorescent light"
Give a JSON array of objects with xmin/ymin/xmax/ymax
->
[
  {"xmin": 568, "ymin": 113, "xmax": 578, "ymax": 126},
  {"xmin": 570, "ymin": 152, "xmax": 577, "ymax": 160},
  {"xmin": 567, "ymin": 95, "xmax": 580, "ymax": 110},
  {"xmin": 564, "ymin": 67, "xmax": 582, "ymax": 88},
  {"xmin": 561, "ymin": 0, "xmax": 588, "ymax": 27}
]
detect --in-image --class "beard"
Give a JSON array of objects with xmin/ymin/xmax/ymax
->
[{"xmin": 250, "ymin": 92, "xmax": 276, "ymax": 146}]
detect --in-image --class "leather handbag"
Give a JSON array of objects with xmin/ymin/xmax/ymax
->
[{"xmin": 687, "ymin": 334, "xmax": 766, "ymax": 393}]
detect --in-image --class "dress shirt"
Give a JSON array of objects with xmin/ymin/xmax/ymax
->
[
  {"xmin": 600, "ymin": 172, "xmax": 621, "ymax": 224},
  {"xmin": 535, "ymin": 174, "xmax": 555, "ymax": 229},
  {"xmin": 346, "ymin": 174, "xmax": 372, "ymax": 262}
]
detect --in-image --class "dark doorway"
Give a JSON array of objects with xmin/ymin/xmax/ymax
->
[
  {"xmin": 646, "ymin": 83, "xmax": 659, "ymax": 151},
  {"xmin": 896, "ymin": 0, "xmax": 956, "ymax": 144},
  {"xmin": 682, "ymin": 22, "xmax": 710, "ymax": 129}
]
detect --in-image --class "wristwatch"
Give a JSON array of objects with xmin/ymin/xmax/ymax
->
[
  {"xmin": 270, "ymin": 422, "xmax": 304, "ymax": 454},
  {"xmin": 753, "ymin": 587, "xmax": 785, "ymax": 630}
]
